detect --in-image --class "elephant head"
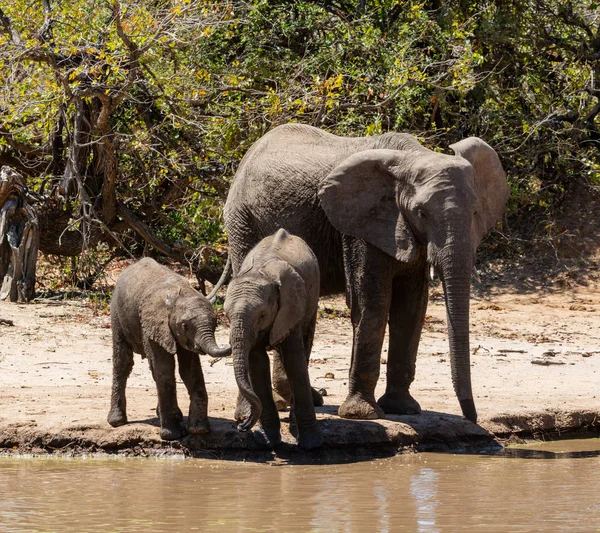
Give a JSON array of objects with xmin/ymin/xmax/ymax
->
[
  {"xmin": 225, "ymin": 256, "xmax": 307, "ymax": 431},
  {"xmin": 318, "ymin": 138, "xmax": 509, "ymax": 422},
  {"xmin": 140, "ymin": 285, "xmax": 231, "ymax": 357}
]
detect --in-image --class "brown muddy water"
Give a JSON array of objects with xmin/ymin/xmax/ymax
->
[{"xmin": 2, "ymin": 440, "xmax": 600, "ymax": 533}]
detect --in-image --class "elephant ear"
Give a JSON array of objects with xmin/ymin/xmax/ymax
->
[
  {"xmin": 318, "ymin": 149, "xmax": 417, "ymax": 262},
  {"xmin": 259, "ymin": 259, "xmax": 307, "ymax": 346},
  {"xmin": 450, "ymin": 137, "xmax": 509, "ymax": 243},
  {"xmin": 238, "ymin": 256, "xmax": 254, "ymax": 277},
  {"xmin": 140, "ymin": 285, "xmax": 180, "ymax": 353}
]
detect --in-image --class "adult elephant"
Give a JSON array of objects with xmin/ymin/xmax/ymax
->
[{"xmin": 219, "ymin": 124, "xmax": 509, "ymax": 423}]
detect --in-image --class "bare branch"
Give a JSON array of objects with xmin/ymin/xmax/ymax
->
[{"xmin": 116, "ymin": 203, "xmax": 184, "ymax": 261}]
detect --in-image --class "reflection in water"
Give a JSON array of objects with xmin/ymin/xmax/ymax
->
[
  {"xmin": 410, "ymin": 468, "xmax": 439, "ymax": 533},
  {"xmin": 1, "ymin": 439, "xmax": 600, "ymax": 532}
]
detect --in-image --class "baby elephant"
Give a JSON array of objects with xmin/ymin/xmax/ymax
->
[
  {"xmin": 225, "ymin": 228, "xmax": 324, "ymax": 450},
  {"xmin": 107, "ymin": 257, "xmax": 231, "ymax": 440}
]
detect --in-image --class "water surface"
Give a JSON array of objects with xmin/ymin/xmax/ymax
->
[{"xmin": 2, "ymin": 439, "xmax": 600, "ymax": 532}]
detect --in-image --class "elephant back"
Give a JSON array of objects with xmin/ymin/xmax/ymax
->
[
  {"xmin": 256, "ymin": 228, "xmax": 320, "ymax": 312},
  {"xmin": 223, "ymin": 126, "xmax": 355, "ymax": 292}
]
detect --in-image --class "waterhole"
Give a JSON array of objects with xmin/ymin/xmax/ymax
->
[{"xmin": 1, "ymin": 439, "xmax": 600, "ymax": 532}]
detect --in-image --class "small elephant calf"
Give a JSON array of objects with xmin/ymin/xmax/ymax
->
[
  {"xmin": 225, "ymin": 228, "xmax": 324, "ymax": 450},
  {"xmin": 107, "ymin": 257, "xmax": 231, "ymax": 440}
]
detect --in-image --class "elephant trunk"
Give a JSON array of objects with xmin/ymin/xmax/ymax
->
[
  {"xmin": 195, "ymin": 324, "xmax": 232, "ymax": 357},
  {"xmin": 199, "ymin": 336, "xmax": 232, "ymax": 358},
  {"xmin": 230, "ymin": 317, "xmax": 262, "ymax": 432},
  {"xmin": 439, "ymin": 246, "xmax": 477, "ymax": 423}
]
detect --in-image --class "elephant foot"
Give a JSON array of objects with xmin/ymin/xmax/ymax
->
[
  {"xmin": 187, "ymin": 418, "xmax": 210, "ymax": 435},
  {"xmin": 160, "ymin": 422, "xmax": 185, "ymax": 441},
  {"xmin": 234, "ymin": 398, "xmax": 251, "ymax": 423},
  {"xmin": 339, "ymin": 393, "xmax": 385, "ymax": 420},
  {"xmin": 252, "ymin": 426, "xmax": 282, "ymax": 448},
  {"xmin": 297, "ymin": 426, "xmax": 324, "ymax": 451},
  {"xmin": 107, "ymin": 408, "xmax": 127, "ymax": 428},
  {"xmin": 312, "ymin": 387, "xmax": 325, "ymax": 407},
  {"xmin": 156, "ymin": 405, "xmax": 183, "ymax": 423},
  {"xmin": 377, "ymin": 390, "xmax": 422, "ymax": 416},
  {"xmin": 277, "ymin": 387, "xmax": 324, "ymax": 412},
  {"xmin": 273, "ymin": 390, "xmax": 289, "ymax": 411}
]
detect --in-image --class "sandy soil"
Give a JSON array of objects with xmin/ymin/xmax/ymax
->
[{"xmin": 1, "ymin": 268, "xmax": 599, "ymax": 457}]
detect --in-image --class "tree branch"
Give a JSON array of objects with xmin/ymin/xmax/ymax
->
[{"xmin": 116, "ymin": 203, "xmax": 183, "ymax": 261}]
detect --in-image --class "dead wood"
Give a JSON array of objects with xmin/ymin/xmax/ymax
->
[{"xmin": 0, "ymin": 166, "xmax": 40, "ymax": 302}]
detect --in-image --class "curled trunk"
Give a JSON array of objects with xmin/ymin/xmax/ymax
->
[{"xmin": 198, "ymin": 335, "xmax": 231, "ymax": 358}]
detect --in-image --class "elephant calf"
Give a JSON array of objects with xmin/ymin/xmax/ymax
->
[
  {"xmin": 107, "ymin": 257, "xmax": 231, "ymax": 440},
  {"xmin": 225, "ymin": 228, "xmax": 324, "ymax": 450}
]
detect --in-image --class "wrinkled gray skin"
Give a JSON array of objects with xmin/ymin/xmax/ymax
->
[
  {"xmin": 225, "ymin": 229, "xmax": 324, "ymax": 450},
  {"xmin": 223, "ymin": 124, "xmax": 509, "ymax": 423},
  {"xmin": 107, "ymin": 257, "xmax": 231, "ymax": 440}
]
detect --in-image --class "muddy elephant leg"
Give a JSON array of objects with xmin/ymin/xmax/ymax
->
[
  {"xmin": 148, "ymin": 344, "xmax": 184, "ymax": 441},
  {"xmin": 156, "ymin": 404, "xmax": 184, "ymax": 423},
  {"xmin": 150, "ymin": 357, "xmax": 183, "ymax": 423},
  {"xmin": 280, "ymin": 329, "xmax": 323, "ymax": 450},
  {"xmin": 304, "ymin": 314, "xmax": 324, "ymax": 407},
  {"xmin": 177, "ymin": 348, "xmax": 210, "ymax": 434},
  {"xmin": 272, "ymin": 315, "xmax": 323, "ymax": 411},
  {"xmin": 107, "ymin": 328, "xmax": 134, "ymax": 427},
  {"xmin": 272, "ymin": 351, "xmax": 324, "ymax": 410},
  {"xmin": 249, "ymin": 346, "xmax": 281, "ymax": 447},
  {"xmin": 339, "ymin": 238, "xmax": 394, "ymax": 420},
  {"xmin": 378, "ymin": 267, "xmax": 428, "ymax": 415},
  {"xmin": 271, "ymin": 348, "xmax": 292, "ymax": 410}
]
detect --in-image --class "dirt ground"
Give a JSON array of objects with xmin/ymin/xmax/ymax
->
[{"xmin": 1, "ymin": 257, "xmax": 599, "ymax": 458}]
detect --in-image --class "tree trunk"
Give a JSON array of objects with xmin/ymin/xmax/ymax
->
[{"xmin": 0, "ymin": 166, "xmax": 40, "ymax": 302}]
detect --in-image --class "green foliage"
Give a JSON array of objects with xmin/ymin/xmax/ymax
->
[{"xmin": 1, "ymin": 0, "xmax": 599, "ymax": 271}]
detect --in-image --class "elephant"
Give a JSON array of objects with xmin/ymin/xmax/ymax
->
[
  {"xmin": 107, "ymin": 257, "xmax": 231, "ymax": 440},
  {"xmin": 224, "ymin": 228, "xmax": 324, "ymax": 450},
  {"xmin": 216, "ymin": 123, "xmax": 509, "ymax": 423}
]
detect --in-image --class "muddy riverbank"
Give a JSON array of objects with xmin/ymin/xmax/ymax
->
[{"xmin": 1, "ymin": 271, "xmax": 600, "ymax": 458}]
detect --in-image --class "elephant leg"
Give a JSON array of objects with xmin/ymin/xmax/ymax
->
[
  {"xmin": 304, "ymin": 313, "xmax": 324, "ymax": 407},
  {"xmin": 149, "ymin": 345, "xmax": 184, "ymax": 441},
  {"xmin": 156, "ymin": 404, "xmax": 184, "ymax": 423},
  {"xmin": 150, "ymin": 356, "xmax": 183, "ymax": 423},
  {"xmin": 339, "ymin": 238, "xmax": 394, "ymax": 420},
  {"xmin": 249, "ymin": 346, "xmax": 281, "ymax": 447},
  {"xmin": 271, "ymin": 348, "xmax": 292, "ymax": 411},
  {"xmin": 272, "ymin": 330, "xmax": 323, "ymax": 410},
  {"xmin": 107, "ymin": 328, "xmax": 134, "ymax": 427},
  {"xmin": 378, "ymin": 268, "xmax": 428, "ymax": 415},
  {"xmin": 177, "ymin": 348, "xmax": 210, "ymax": 434},
  {"xmin": 280, "ymin": 329, "xmax": 323, "ymax": 450}
]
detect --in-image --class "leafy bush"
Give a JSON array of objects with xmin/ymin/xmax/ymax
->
[{"xmin": 0, "ymin": 0, "xmax": 598, "ymax": 281}]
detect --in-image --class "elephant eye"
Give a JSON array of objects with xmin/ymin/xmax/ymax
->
[
  {"xmin": 181, "ymin": 322, "xmax": 188, "ymax": 330},
  {"xmin": 417, "ymin": 209, "xmax": 426, "ymax": 219}
]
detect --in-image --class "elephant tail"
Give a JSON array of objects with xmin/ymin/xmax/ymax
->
[{"xmin": 207, "ymin": 257, "xmax": 232, "ymax": 304}]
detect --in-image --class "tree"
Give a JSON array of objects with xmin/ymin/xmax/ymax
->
[
  {"xmin": 0, "ymin": 0, "xmax": 234, "ymax": 286},
  {"xmin": 1, "ymin": 1, "xmax": 598, "ymax": 290}
]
